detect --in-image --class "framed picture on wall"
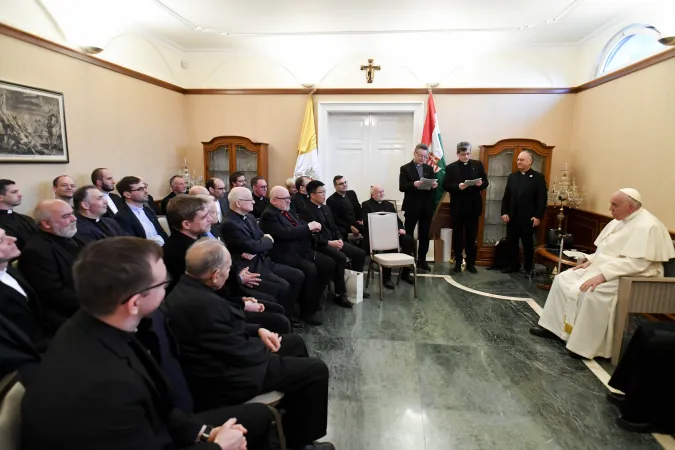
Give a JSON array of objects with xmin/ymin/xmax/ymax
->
[{"xmin": 0, "ymin": 80, "xmax": 69, "ymax": 163}]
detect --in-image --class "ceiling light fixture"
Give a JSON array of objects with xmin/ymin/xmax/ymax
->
[
  {"xmin": 81, "ymin": 46, "xmax": 104, "ymax": 55},
  {"xmin": 549, "ymin": 0, "xmax": 585, "ymax": 23},
  {"xmin": 659, "ymin": 36, "xmax": 675, "ymax": 46}
]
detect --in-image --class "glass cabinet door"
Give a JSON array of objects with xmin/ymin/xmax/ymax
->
[
  {"xmin": 482, "ymin": 148, "xmax": 514, "ymax": 245},
  {"xmin": 236, "ymin": 145, "xmax": 259, "ymax": 186},
  {"xmin": 522, "ymin": 146, "xmax": 545, "ymax": 173},
  {"xmin": 208, "ymin": 145, "xmax": 230, "ymax": 180}
]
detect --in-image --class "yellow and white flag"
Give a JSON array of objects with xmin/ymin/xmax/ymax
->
[{"xmin": 294, "ymin": 97, "xmax": 321, "ymax": 180}]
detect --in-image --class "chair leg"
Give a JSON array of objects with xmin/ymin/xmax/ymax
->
[
  {"xmin": 267, "ymin": 405, "xmax": 286, "ymax": 450},
  {"xmin": 412, "ymin": 264, "xmax": 418, "ymax": 298},
  {"xmin": 396, "ymin": 267, "xmax": 402, "ymax": 286},
  {"xmin": 366, "ymin": 259, "xmax": 372, "ymax": 288},
  {"xmin": 379, "ymin": 266, "xmax": 384, "ymax": 301}
]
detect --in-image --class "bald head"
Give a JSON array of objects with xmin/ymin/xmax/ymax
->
[
  {"xmin": 610, "ymin": 189, "xmax": 642, "ymax": 220},
  {"xmin": 189, "ymin": 185, "xmax": 209, "ymax": 196},
  {"xmin": 516, "ymin": 151, "xmax": 533, "ymax": 172},
  {"xmin": 370, "ymin": 185, "xmax": 385, "ymax": 202},
  {"xmin": 34, "ymin": 199, "xmax": 77, "ymax": 237},
  {"xmin": 228, "ymin": 186, "xmax": 254, "ymax": 214},
  {"xmin": 185, "ymin": 239, "xmax": 231, "ymax": 285},
  {"xmin": 269, "ymin": 186, "xmax": 291, "ymax": 212}
]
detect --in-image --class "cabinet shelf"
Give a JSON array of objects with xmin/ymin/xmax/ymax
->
[{"xmin": 203, "ymin": 136, "xmax": 268, "ymax": 185}]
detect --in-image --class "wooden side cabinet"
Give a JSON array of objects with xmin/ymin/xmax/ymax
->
[{"xmin": 202, "ymin": 136, "xmax": 269, "ymax": 185}]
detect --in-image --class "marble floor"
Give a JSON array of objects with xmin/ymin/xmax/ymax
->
[{"xmin": 298, "ymin": 265, "xmax": 668, "ymax": 450}]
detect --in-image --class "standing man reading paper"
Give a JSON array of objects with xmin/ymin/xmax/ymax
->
[
  {"xmin": 399, "ymin": 143, "xmax": 438, "ymax": 271},
  {"xmin": 443, "ymin": 142, "xmax": 488, "ymax": 273}
]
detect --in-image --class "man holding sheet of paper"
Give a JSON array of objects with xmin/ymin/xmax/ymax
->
[{"xmin": 443, "ymin": 142, "xmax": 489, "ymax": 273}]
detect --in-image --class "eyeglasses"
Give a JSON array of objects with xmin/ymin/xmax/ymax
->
[
  {"xmin": 314, "ymin": 190, "xmax": 326, "ymax": 195},
  {"xmin": 121, "ymin": 277, "xmax": 172, "ymax": 304},
  {"xmin": 274, "ymin": 197, "xmax": 291, "ymax": 202},
  {"xmin": 214, "ymin": 187, "xmax": 226, "ymax": 191},
  {"xmin": 130, "ymin": 186, "xmax": 148, "ymax": 192},
  {"xmin": 258, "ymin": 185, "xmax": 268, "ymax": 190},
  {"xmin": 335, "ymin": 181, "xmax": 347, "ymax": 186},
  {"xmin": 238, "ymin": 198, "xmax": 255, "ymax": 203},
  {"xmin": 414, "ymin": 152, "xmax": 429, "ymax": 159}
]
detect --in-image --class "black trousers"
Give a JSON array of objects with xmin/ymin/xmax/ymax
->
[
  {"xmin": 294, "ymin": 253, "xmax": 334, "ymax": 314},
  {"xmin": 262, "ymin": 334, "xmax": 329, "ymax": 449},
  {"xmin": 196, "ymin": 402, "xmax": 277, "ymax": 450},
  {"xmin": 245, "ymin": 301, "xmax": 291, "ymax": 335},
  {"xmin": 608, "ymin": 322, "xmax": 675, "ymax": 431},
  {"xmin": 382, "ymin": 233, "xmax": 415, "ymax": 280},
  {"xmin": 404, "ymin": 208, "xmax": 432, "ymax": 262},
  {"xmin": 253, "ymin": 271, "xmax": 291, "ymax": 312},
  {"xmin": 266, "ymin": 262, "xmax": 304, "ymax": 319},
  {"xmin": 506, "ymin": 220, "xmax": 536, "ymax": 271},
  {"xmin": 451, "ymin": 211, "xmax": 480, "ymax": 265},
  {"xmin": 319, "ymin": 242, "xmax": 366, "ymax": 294}
]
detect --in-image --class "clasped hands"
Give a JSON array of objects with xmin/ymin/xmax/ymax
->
[
  {"xmin": 308, "ymin": 221, "xmax": 322, "ymax": 233},
  {"xmin": 328, "ymin": 239, "xmax": 344, "ymax": 250},
  {"xmin": 242, "ymin": 297, "xmax": 264, "ymax": 312},
  {"xmin": 207, "ymin": 418, "xmax": 247, "ymax": 450},
  {"xmin": 239, "ymin": 268, "xmax": 261, "ymax": 287},
  {"xmin": 500, "ymin": 214, "xmax": 540, "ymax": 227},
  {"xmin": 258, "ymin": 328, "xmax": 282, "ymax": 352}
]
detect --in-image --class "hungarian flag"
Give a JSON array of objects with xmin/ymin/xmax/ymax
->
[
  {"xmin": 294, "ymin": 96, "xmax": 321, "ymax": 180},
  {"xmin": 421, "ymin": 93, "xmax": 447, "ymax": 208}
]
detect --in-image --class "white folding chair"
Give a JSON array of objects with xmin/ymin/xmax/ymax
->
[
  {"xmin": 158, "ymin": 216, "xmax": 171, "ymax": 236},
  {"xmin": 246, "ymin": 391, "xmax": 286, "ymax": 450},
  {"xmin": 0, "ymin": 373, "xmax": 25, "ymax": 450},
  {"xmin": 366, "ymin": 212, "xmax": 417, "ymax": 300}
]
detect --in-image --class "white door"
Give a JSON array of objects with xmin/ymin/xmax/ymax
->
[{"xmin": 326, "ymin": 112, "xmax": 413, "ymax": 207}]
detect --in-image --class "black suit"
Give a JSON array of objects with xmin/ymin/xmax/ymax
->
[
  {"xmin": 327, "ymin": 190, "xmax": 363, "ymax": 238},
  {"xmin": 0, "ymin": 209, "xmax": 38, "ymax": 251},
  {"xmin": 399, "ymin": 160, "xmax": 437, "ymax": 262},
  {"xmin": 75, "ymin": 213, "xmax": 128, "ymax": 241},
  {"xmin": 501, "ymin": 168, "xmax": 547, "ymax": 271},
  {"xmin": 291, "ymin": 192, "xmax": 310, "ymax": 217},
  {"xmin": 160, "ymin": 191, "xmax": 177, "ymax": 215},
  {"xmin": 18, "ymin": 231, "xmax": 88, "ymax": 331},
  {"xmin": 221, "ymin": 209, "xmax": 304, "ymax": 318},
  {"xmin": 443, "ymin": 159, "xmax": 489, "ymax": 266},
  {"xmin": 21, "ymin": 310, "xmax": 268, "ymax": 450},
  {"xmin": 162, "ymin": 231, "xmax": 290, "ymax": 334},
  {"xmin": 0, "ymin": 314, "xmax": 40, "ymax": 387},
  {"xmin": 165, "ymin": 276, "xmax": 329, "ymax": 448},
  {"xmin": 115, "ymin": 201, "xmax": 169, "ymax": 242},
  {"xmin": 300, "ymin": 202, "xmax": 366, "ymax": 295},
  {"xmin": 0, "ymin": 266, "xmax": 51, "ymax": 349},
  {"xmin": 101, "ymin": 192, "xmax": 123, "ymax": 219},
  {"xmin": 252, "ymin": 195, "xmax": 270, "ymax": 219},
  {"xmin": 259, "ymin": 205, "xmax": 334, "ymax": 314}
]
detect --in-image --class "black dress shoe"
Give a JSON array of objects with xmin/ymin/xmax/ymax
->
[
  {"xmin": 334, "ymin": 294, "xmax": 353, "ymax": 308},
  {"xmin": 466, "ymin": 264, "xmax": 477, "ymax": 274},
  {"xmin": 301, "ymin": 312, "xmax": 324, "ymax": 326},
  {"xmin": 501, "ymin": 266, "xmax": 518, "ymax": 273},
  {"xmin": 616, "ymin": 415, "xmax": 662, "ymax": 433},
  {"xmin": 529, "ymin": 325, "xmax": 559, "ymax": 339},
  {"xmin": 567, "ymin": 350, "xmax": 585, "ymax": 360},
  {"xmin": 606, "ymin": 391, "xmax": 626, "ymax": 407},
  {"xmin": 291, "ymin": 318, "xmax": 305, "ymax": 328},
  {"xmin": 417, "ymin": 261, "xmax": 431, "ymax": 271},
  {"xmin": 383, "ymin": 280, "xmax": 395, "ymax": 289},
  {"xmin": 363, "ymin": 292, "xmax": 370, "ymax": 299},
  {"xmin": 297, "ymin": 442, "xmax": 336, "ymax": 450},
  {"xmin": 453, "ymin": 263, "xmax": 462, "ymax": 273},
  {"xmin": 402, "ymin": 272, "xmax": 415, "ymax": 284}
]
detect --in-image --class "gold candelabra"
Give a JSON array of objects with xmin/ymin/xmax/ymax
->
[
  {"xmin": 179, "ymin": 157, "xmax": 204, "ymax": 189},
  {"xmin": 547, "ymin": 163, "xmax": 585, "ymax": 231}
]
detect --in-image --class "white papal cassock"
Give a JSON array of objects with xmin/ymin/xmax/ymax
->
[{"xmin": 538, "ymin": 208, "xmax": 674, "ymax": 359}]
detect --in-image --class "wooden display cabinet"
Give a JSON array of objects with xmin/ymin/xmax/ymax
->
[{"xmin": 202, "ymin": 136, "xmax": 269, "ymax": 184}]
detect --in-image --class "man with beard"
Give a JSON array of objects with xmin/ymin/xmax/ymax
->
[
  {"xmin": 291, "ymin": 176, "xmax": 311, "ymax": 217},
  {"xmin": 18, "ymin": 199, "xmax": 89, "ymax": 331},
  {"xmin": 91, "ymin": 168, "xmax": 123, "ymax": 218},
  {"xmin": 115, "ymin": 176, "xmax": 168, "ymax": 245},
  {"xmin": 73, "ymin": 185, "xmax": 128, "ymax": 241},
  {"xmin": 206, "ymin": 177, "xmax": 228, "ymax": 226},
  {"xmin": 0, "ymin": 179, "xmax": 38, "ymax": 251},
  {"xmin": 52, "ymin": 175, "xmax": 76, "ymax": 205},
  {"xmin": 161, "ymin": 175, "xmax": 188, "ymax": 215}
]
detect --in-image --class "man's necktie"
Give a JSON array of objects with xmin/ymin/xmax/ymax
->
[{"xmin": 282, "ymin": 211, "xmax": 297, "ymax": 226}]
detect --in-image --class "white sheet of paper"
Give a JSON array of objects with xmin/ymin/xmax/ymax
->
[
  {"xmin": 463, "ymin": 178, "xmax": 482, "ymax": 187},
  {"xmin": 418, "ymin": 177, "xmax": 436, "ymax": 190}
]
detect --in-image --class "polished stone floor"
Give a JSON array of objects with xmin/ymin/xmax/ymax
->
[{"xmin": 299, "ymin": 265, "xmax": 662, "ymax": 450}]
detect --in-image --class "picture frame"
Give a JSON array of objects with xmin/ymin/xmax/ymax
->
[{"xmin": 0, "ymin": 80, "xmax": 69, "ymax": 163}]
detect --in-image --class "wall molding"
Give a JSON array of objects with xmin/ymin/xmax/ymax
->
[{"xmin": 2, "ymin": 22, "xmax": 675, "ymax": 96}]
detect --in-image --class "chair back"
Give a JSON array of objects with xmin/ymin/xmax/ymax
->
[
  {"xmin": 0, "ymin": 373, "xmax": 24, "ymax": 450},
  {"xmin": 368, "ymin": 212, "xmax": 400, "ymax": 252},
  {"xmin": 664, "ymin": 241, "xmax": 675, "ymax": 277},
  {"xmin": 158, "ymin": 216, "xmax": 171, "ymax": 236}
]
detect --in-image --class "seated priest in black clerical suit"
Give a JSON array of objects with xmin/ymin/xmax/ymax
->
[
  {"xmin": 0, "ymin": 179, "xmax": 38, "ymax": 251},
  {"xmin": 326, "ymin": 175, "xmax": 363, "ymax": 239},
  {"xmin": 162, "ymin": 195, "xmax": 289, "ymax": 334},
  {"xmin": 73, "ymin": 185, "xmax": 128, "ymax": 241},
  {"xmin": 259, "ymin": 186, "xmax": 335, "ymax": 326},
  {"xmin": 222, "ymin": 187, "xmax": 305, "ymax": 325},
  {"xmin": 18, "ymin": 200, "xmax": 90, "ymax": 332},
  {"xmin": 91, "ymin": 167, "xmax": 123, "ymax": 218},
  {"xmin": 291, "ymin": 176, "xmax": 311, "ymax": 217},
  {"xmin": 605, "ymin": 322, "xmax": 675, "ymax": 434},
  {"xmin": 0, "ymin": 314, "xmax": 41, "ymax": 387},
  {"xmin": 300, "ymin": 180, "xmax": 368, "ymax": 308},
  {"xmin": 115, "ymin": 176, "xmax": 168, "ymax": 245},
  {"xmin": 206, "ymin": 177, "xmax": 228, "ymax": 231},
  {"xmin": 22, "ymin": 237, "xmax": 277, "ymax": 450},
  {"xmin": 250, "ymin": 176, "xmax": 270, "ymax": 219},
  {"xmin": 160, "ymin": 175, "xmax": 187, "ymax": 215},
  {"xmin": 361, "ymin": 185, "xmax": 415, "ymax": 288},
  {"xmin": 164, "ymin": 239, "xmax": 333, "ymax": 450},
  {"xmin": 0, "ymin": 227, "xmax": 52, "ymax": 351}
]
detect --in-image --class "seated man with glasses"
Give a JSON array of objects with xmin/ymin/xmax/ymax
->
[
  {"xmin": 115, "ymin": 176, "xmax": 168, "ymax": 246},
  {"xmin": 326, "ymin": 175, "xmax": 363, "ymax": 240},
  {"xmin": 250, "ymin": 176, "xmax": 269, "ymax": 219},
  {"xmin": 22, "ymin": 237, "xmax": 277, "ymax": 450},
  {"xmin": 300, "ymin": 180, "xmax": 369, "ymax": 308}
]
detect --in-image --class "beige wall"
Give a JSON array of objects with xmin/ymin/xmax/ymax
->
[
  {"xmin": 570, "ymin": 57, "xmax": 675, "ymax": 229},
  {"xmin": 186, "ymin": 93, "xmax": 575, "ymax": 190},
  {"xmin": 0, "ymin": 34, "xmax": 190, "ymax": 214}
]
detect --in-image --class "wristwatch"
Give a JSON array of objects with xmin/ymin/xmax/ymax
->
[{"xmin": 198, "ymin": 425, "xmax": 214, "ymax": 443}]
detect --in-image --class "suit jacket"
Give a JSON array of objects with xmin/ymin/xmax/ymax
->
[
  {"xmin": 164, "ymin": 275, "xmax": 271, "ymax": 408},
  {"xmin": 21, "ymin": 310, "xmax": 214, "ymax": 450},
  {"xmin": 0, "ymin": 266, "xmax": 51, "ymax": 348},
  {"xmin": 0, "ymin": 209, "xmax": 38, "ymax": 251},
  {"xmin": 162, "ymin": 231, "xmax": 198, "ymax": 292},
  {"xmin": 0, "ymin": 314, "xmax": 40, "ymax": 386},
  {"xmin": 299, "ymin": 202, "xmax": 342, "ymax": 245},
  {"xmin": 259, "ymin": 205, "xmax": 313, "ymax": 266},
  {"xmin": 291, "ymin": 192, "xmax": 310, "ymax": 217},
  {"xmin": 399, "ymin": 161, "xmax": 437, "ymax": 213},
  {"xmin": 160, "ymin": 192, "xmax": 177, "ymax": 215},
  {"xmin": 443, "ymin": 159, "xmax": 489, "ymax": 216},
  {"xmin": 146, "ymin": 194, "xmax": 160, "ymax": 215},
  {"xmin": 326, "ymin": 190, "xmax": 361, "ymax": 237},
  {"xmin": 101, "ymin": 192, "xmax": 123, "ymax": 219},
  {"xmin": 252, "ymin": 196, "xmax": 270, "ymax": 219},
  {"xmin": 221, "ymin": 209, "xmax": 274, "ymax": 273},
  {"xmin": 18, "ymin": 231, "xmax": 88, "ymax": 331},
  {"xmin": 115, "ymin": 202, "xmax": 169, "ymax": 242},
  {"xmin": 75, "ymin": 213, "xmax": 128, "ymax": 241},
  {"xmin": 501, "ymin": 168, "xmax": 548, "ymax": 222}
]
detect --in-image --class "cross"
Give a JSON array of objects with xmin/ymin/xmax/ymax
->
[{"xmin": 360, "ymin": 59, "xmax": 381, "ymax": 83}]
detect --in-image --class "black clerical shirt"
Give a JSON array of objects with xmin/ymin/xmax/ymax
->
[{"xmin": 0, "ymin": 209, "xmax": 38, "ymax": 251}]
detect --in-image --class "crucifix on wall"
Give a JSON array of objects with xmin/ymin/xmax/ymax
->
[{"xmin": 360, "ymin": 59, "xmax": 381, "ymax": 83}]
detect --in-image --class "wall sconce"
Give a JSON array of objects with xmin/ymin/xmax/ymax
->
[
  {"xmin": 81, "ymin": 46, "xmax": 104, "ymax": 54},
  {"xmin": 301, "ymin": 83, "xmax": 315, "ymax": 88}
]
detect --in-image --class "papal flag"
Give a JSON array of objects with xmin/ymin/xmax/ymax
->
[
  {"xmin": 421, "ymin": 93, "xmax": 447, "ymax": 208},
  {"xmin": 294, "ymin": 96, "xmax": 321, "ymax": 180}
]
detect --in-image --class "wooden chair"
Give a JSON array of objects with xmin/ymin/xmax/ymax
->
[
  {"xmin": 246, "ymin": 391, "xmax": 286, "ymax": 450},
  {"xmin": 0, "ymin": 372, "xmax": 25, "ymax": 450},
  {"xmin": 365, "ymin": 212, "xmax": 417, "ymax": 300}
]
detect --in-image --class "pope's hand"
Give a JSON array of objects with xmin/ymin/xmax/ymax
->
[
  {"xmin": 580, "ymin": 273, "xmax": 606, "ymax": 292},
  {"xmin": 573, "ymin": 260, "xmax": 591, "ymax": 271}
]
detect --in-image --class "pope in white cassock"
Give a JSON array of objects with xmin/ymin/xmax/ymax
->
[{"xmin": 530, "ymin": 188, "xmax": 675, "ymax": 359}]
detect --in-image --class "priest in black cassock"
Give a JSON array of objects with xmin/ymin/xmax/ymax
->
[
  {"xmin": 361, "ymin": 185, "xmax": 415, "ymax": 287},
  {"xmin": 73, "ymin": 186, "xmax": 128, "ymax": 241},
  {"xmin": 251, "ymin": 176, "xmax": 270, "ymax": 219},
  {"xmin": 500, "ymin": 150, "xmax": 547, "ymax": 273},
  {"xmin": 0, "ymin": 179, "xmax": 38, "ymax": 251},
  {"xmin": 326, "ymin": 175, "xmax": 363, "ymax": 239}
]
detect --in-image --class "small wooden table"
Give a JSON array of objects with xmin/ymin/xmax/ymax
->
[{"xmin": 534, "ymin": 245, "xmax": 593, "ymax": 290}]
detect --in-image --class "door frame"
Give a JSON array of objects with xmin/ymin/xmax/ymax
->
[{"xmin": 317, "ymin": 101, "xmax": 425, "ymax": 196}]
